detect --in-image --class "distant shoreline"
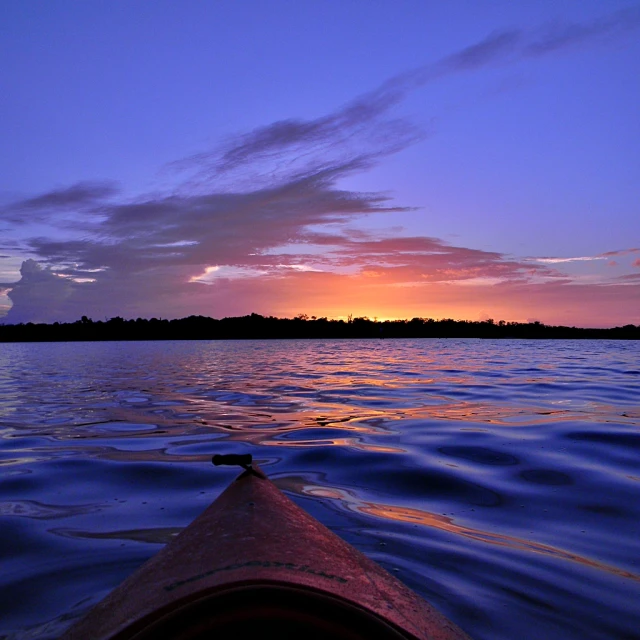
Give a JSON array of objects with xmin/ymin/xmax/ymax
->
[{"xmin": 0, "ymin": 314, "xmax": 638, "ymax": 342}]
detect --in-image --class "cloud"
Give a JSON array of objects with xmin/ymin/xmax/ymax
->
[
  {"xmin": 438, "ymin": 30, "xmax": 522, "ymax": 72},
  {"xmin": 25, "ymin": 168, "xmax": 410, "ymax": 274},
  {"xmin": 3, "ymin": 7, "xmax": 639, "ymax": 325},
  {"xmin": 288, "ymin": 234, "xmax": 551, "ymax": 284},
  {"xmin": 3, "ymin": 231, "xmax": 637, "ymax": 326},
  {"xmin": 157, "ymin": 268, "xmax": 640, "ymax": 328},
  {"xmin": 2, "ymin": 221, "xmax": 560, "ymax": 324},
  {"xmin": 1, "ymin": 167, "xmax": 416, "ymax": 322},
  {"xmin": 9, "ymin": 181, "xmax": 118, "ymax": 211},
  {"xmin": 3, "ymin": 259, "xmax": 75, "ymax": 323},
  {"xmin": 172, "ymin": 7, "xmax": 640, "ymax": 190},
  {"xmin": 533, "ymin": 255, "xmax": 607, "ymax": 264},
  {"xmin": 524, "ymin": 6, "xmax": 640, "ymax": 56},
  {"xmin": 601, "ymin": 248, "xmax": 640, "ymax": 257},
  {"xmin": 2, "ymin": 181, "xmax": 118, "ymax": 225},
  {"xmin": 634, "ymin": 259, "xmax": 640, "ymax": 268},
  {"xmin": 170, "ymin": 104, "xmax": 422, "ymax": 192},
  {"xmin": 528, "ymin": 249, "xmax": 640, "ymax": 265}
]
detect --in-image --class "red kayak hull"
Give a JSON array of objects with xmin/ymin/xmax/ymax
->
[{"xmin": 62, "ymin": 467, "xmax": 471, "ymax": 639}]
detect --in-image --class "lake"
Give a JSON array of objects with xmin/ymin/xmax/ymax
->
[{"xmin": 0, "ymin": 339, "xmax": 639, "ymax": 639}]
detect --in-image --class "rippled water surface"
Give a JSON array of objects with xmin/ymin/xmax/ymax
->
[{"xmin": 1, "ymin": 339, "xmax": 639, "ymax": 639}]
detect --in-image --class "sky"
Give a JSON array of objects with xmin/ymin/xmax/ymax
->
[{"xmin": 1, "ymin": 1, "xmax": 639, "ymax": 327}]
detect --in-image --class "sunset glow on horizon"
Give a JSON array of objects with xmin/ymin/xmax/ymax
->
[{"xmin": 1, "ymin": 2, "xmax": 639, "ymax": 327}]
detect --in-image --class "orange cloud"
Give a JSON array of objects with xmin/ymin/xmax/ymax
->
[{"xmin": 178, "ymin": 270, "xmax": 639, "ymax": 328}]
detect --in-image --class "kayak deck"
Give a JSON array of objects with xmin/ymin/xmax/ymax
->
[{"xmin": 62, "ymin": 465, "xmax": 471, "ymax": 639}]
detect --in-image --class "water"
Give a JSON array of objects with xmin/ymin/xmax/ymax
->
[{"xmin": 0, "ymin": 339, "xmax": 638, "ymax": 639}]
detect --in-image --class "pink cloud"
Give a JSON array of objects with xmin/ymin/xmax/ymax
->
[
  {"xmin": 600, "ymin": 248, "xmax": 640, "ymax": 257},
  {"xmin": 184, "ymin": 271, "xmax": 640, "ymax": 328}
]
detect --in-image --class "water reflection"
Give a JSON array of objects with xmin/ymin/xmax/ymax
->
[
  {"xmin": 299, "ymin": 483, "xmax": 640, "ymax": 583},
  {"xmin": 0, "ymin": 500, "xmax": 106, "ymax": 520},
  {"xmin": 0, "ymin": 339, "xmax": 639, "ymax": 640},
  {"xmin": 51, "ymin": 527, "xmax": 180, "ymax": 544}
]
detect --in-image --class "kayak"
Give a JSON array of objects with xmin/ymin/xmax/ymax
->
[{"xmin": 61, "ymin": 455, "xmax": 471, "ymax": 639}]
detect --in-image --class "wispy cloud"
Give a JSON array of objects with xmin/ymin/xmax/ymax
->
[
  {"xmin": 533, "ymin": 256, "xmax": 607, "ymax": 264},
  {"xmin": 601, "ymin": 248, "xmax": 640, "ymax": 257},
  {"xmin": 2, "ymin": 181, "xmax": 118, "ymax": 225},
  {"xmin": 530, "ymin": 248, "xmax": 640, "ymax": 265},
  {"xmin": 524, "ymin": 6, "xmax": 640, "ymax": 56},
  {"xmin": 288, "ymin": 234, "xmax": 552, "ymax": 284},
  {"xmin": 171, "ymin": 6, "xmax": 640, "ymax": 189},
  {"xmin": 8, "ymin": 181, "xmax": 118, "ymax": 211}
]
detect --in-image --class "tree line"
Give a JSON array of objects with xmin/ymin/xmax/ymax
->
[{"xmin": 0, "ymin": 313, "xmax": 638, "ymax": 341}]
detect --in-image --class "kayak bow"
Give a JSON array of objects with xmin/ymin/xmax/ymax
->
[{"xmin": 62, "ymin": 455, "xmax": 471, "ymax": 639}]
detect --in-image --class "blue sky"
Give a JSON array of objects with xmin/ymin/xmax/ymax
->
[{"xmin": 1, "ymin": 1, "xmax": 639, "ymax": 326}]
